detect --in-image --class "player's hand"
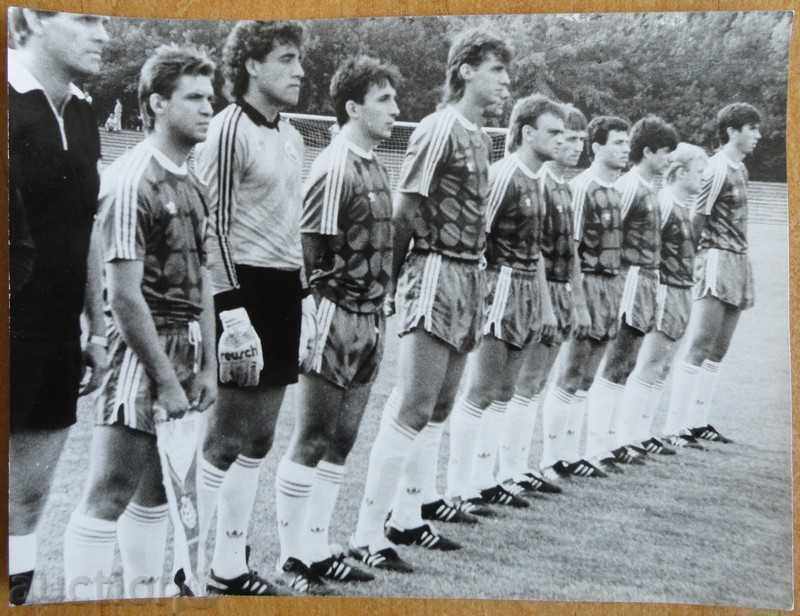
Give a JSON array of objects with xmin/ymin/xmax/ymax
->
[
  {"xmin": 80, "ymin": 341, "xmax": 108, "ymax": 396},
  {"xmin": 189, "ymin": 367, "xmax": 217, "ymax": 413},
  {"xmin": 154, "ymin": 380, "xmax": 192, "ymax": 422},
  {"xmin": 572, "ymin": 304, "xmax": 591, "ymax": 340},
  {"xmin": 218, "ymin": 307, "xmax": 263, "ymax": 387},
  {"xmin": 298, "ymin": 295, "xmax": 318, "ymax": 369},
  {"xmin": 540, "ymin": 304, "xmax": 557, "ymax": 346}
]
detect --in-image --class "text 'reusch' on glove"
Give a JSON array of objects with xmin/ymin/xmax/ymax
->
[{"xmin": 218, "ymin": 307, "xmax": 264, "ymax": 387}]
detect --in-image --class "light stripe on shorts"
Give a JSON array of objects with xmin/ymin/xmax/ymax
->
[
  {"xmin": 414, "ymin": 253, "xmax": 443, "ymax": 331},
  {"xmin": 701, "ymin": 248, "xmax": 720, "ymax": 297},
  {"xmin": 655, "ymin": 283, "xmax": 668, "ymax": 331},
  {"xmin": 311, "ymin": 297, "xmax": 337, "ymax": 373},
  {"xmin": 114, "ymin": 347, "xmax": 144, "ymax": 429},
  {"xmin": 619, "ymin": 266, "xmax": 640, "ymax": 321},
  {"xmin": 483, "ymin": 265, "xmax": 513, "ymax": 337}
]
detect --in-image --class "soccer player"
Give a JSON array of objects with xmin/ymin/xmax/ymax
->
[
  {"xmin": 590, "ymin": 115, "xmax": 678, "ymax": 463},
  {"xmin": 8, "ymin": 10, "xmax": 109, "ymax": 605},
  {"xmin": 534, "ymin": 116, "xmax": 630, "ymax": 478},
  {"xmin": 620, "ymin": 144, "xmax": 709, "ymax": 449},
  {"xmin": 193, "ymin": 21, "xmax": 310, "ymax": 595},
  {"xmin": 669, "ymin": 103, "xmax": 761, "ymax": 443},
  {"xmin": 503, "ymin": 104, "xmax": 588, "ymax": 485},
  {"xmin": 62, "ymin": 45, "xmax": 217, "ymax": 600},
  {"xmin": 272, "ymin": 55, "xmax": 401, "ymax": 592},
  {"xmin": 445, "ymin": 94, "xmax": 562, "ymax": 509},
  {"xmin": 349, "ymin": 30, "xmax": 511, "ymax": 571}
]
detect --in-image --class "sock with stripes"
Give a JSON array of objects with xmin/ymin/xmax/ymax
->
[
  {"xmin": 9, "ymin": 533, "xmax": 36, "ymax": 605},
  {"xmin": 212, "ymin": 454, "xmax": 263, "ymax": 578},
  {"xmin": 692, "ymin": 359, "xmax": 721, "ymax": 427},
  {"xmin": 416, "ymin": 421, "xmax": 445, "ymax": 503},
  {"xmin": 586, "ymin": 378, "xmax": 624, "ymax": 458},
  {"xmin": 117, "ymin": 502, "xmax": 169, "ymax": 598},
  {"xmin": 446, "ymin": 398, "xmax": 483, "ymax": 499},
  {"xmin": 197, "ymin": 455, "xmax": 226, "ymax": 573},
  {"xmin": 305, "ymin": 461, "xmax": 346, "ymax": 564},
  {"xmin": 472, "ymin": 400, "xmax": 508, "ymax": 491},
  {"xmin": 393, "ymin": 421, "xmax": 446, "ymax": 530},
  {"xmin": 63, "ymin": 510, "xmax": 117, "ymax": 600},
  {"xmin": 665, "ymin": 361, "xmax": 700, "ymax": 435},
  {"xmin": 564, "ymin": 390, "xmax": 588, "ymax": 461},
  {"xmin": 637, "ymin": 379, "xmax": 664, "ymax": 442},
  {"xmin": 540, "ymin": 388, "xmax": 572, "ymax": 469},
  {"xmin": 275, "ymin": 457, "xmax": 315, "ymax": 568},
  {"xmin": 498, "ymin": 394, "xmax": 537, "ymax": 481},
  {"xmin": 353, "ymin": 414, "xmax": 417, "ymax": 552},
  {"xmin": 616, "ymin": 375, "xmax": 652, "ymax": 445}
]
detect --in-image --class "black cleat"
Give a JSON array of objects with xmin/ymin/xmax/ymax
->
[
  {"xmin": 385, "ymin": 523, "xmax": 461, "ymax": 551},
  {"xmin": 665, "ymin": 432, "xmax": 706, "ymax": 450},
  {"xmin": 611, "ymin": 446, "xmax": 645, "ymax": 465},
  {"xmin": 640, "ymin": 437, "xmax": 676, "ymax": 455},
  {"xmin": 519, "ymin": 471, "xmax": 563, "ymax": 494},
  {"xmin": 207, "ymin": 568, "xmax": 290, "ymax": 596},
  {"xmin": 597, "ymin": 456, "xmax": 625, "ymax": 474},
  {"xmin": 542, "ymin": 460, "xmax": 573, "ymax": 480},
  {"xmin": 690, "ymin": 424, "xmax": 733, "ymax": 443},
  {"xmin": 566, "ymin": 459, "xmax": 608, "ymax": 478},
  {"xmin": 309, "ymin": 554, "xmax": 374, "ymax": 583},
  {"xmin": 421, "ymin": 498, "xmax": 479, "ymax": 524},
  {"xmin": 279, "ymin": 557, "xmax": 331, "ymax": 594},
  {"xmin": 459, "ymin": 496, "xmax": 497, "ymax": 517},
  {"xmin": 480, "ymin": 484, "xmax": 530, "ymax": 508},
  {"xmin": 348, "ymin": 537, "xmax": 414, "ymax": 572},
  {"xmin": 173, "ymin": 568, "xmax": 194, "ymax": 596}
]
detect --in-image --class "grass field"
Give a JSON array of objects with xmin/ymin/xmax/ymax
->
[{"xmin": 29, "ymin": 222, "xmax": 793, "ymax": 609}]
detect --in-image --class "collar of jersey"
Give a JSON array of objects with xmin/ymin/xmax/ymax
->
[
  {"xmin": 583, "ymin": 167, "xmax": 616, "ymax": 188},
  {"xmin": 143, "ymin": 141, "xmax": 188, "ymax": 176},
  {"xmin": 336, "ymin": 134, "xmax": 373, "ymax": 160},
  {"xmin": 237, "ymin": 98, "xmax": 281, "ymax": 130},
  {"xmin": 8, "ymin": 49, "xmax": 85, "ymax": 100},
  {"xmin": 445, "ymin": 105, "xmax": 478, "ymax": 131},
  {"xmin": 631, "ymin": 165, "xmax": 655, "ymax": 190},
  {"xmin": 511, "ymin": 152, "xmax": 539, "ymax": 179},
  {"xmin": 539, "ymin": 160, "xmax": 564, "ymax": 183},
  {"xmin": 722, "ymin": 154, "xmax": 745, "ymax": 170},
  {"xmin": 665, "ymin": 187, "xmax": 693, "ymax": 209}
]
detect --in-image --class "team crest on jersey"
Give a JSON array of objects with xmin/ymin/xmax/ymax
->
[
  {"xmin": 368, "ymin": 192, "xmax": 376, "ymax": 203},
  {"xmin": 601, "ymin": 210, "xmax": 612, "ymax": 225},
  {"xmin": 164, "ymin": 201, "xmax": 177, "ymax": 215},
  {"xmin": 467, "ymin": 161, "xmax": 475, "ymax": 172},
  {"xmin": 284, "ymin": 141, "xmax": 300, "ymax": 164},
  {"xmin": 524, "ymin": 196, "xmax": 532, "ymax": 208}
]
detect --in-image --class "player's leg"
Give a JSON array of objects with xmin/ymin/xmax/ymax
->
[{"xmin": 632, "ymin": 329, "xmax": 679, "ymax": 448}]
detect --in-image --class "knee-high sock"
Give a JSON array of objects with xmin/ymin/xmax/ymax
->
[
  {"xmin": 664, "ymin": 361, "xmax": 700, "ymax": 435},
  {"xmin": 638, "ymin": 379, "xmax": 664, "ymax": 441},
  {"xmin": 690, "ymin": 359, "xmax": 721, "ymax": 427},
  {"xmin": 305, "ymin": 461, "xmax": 346, "ymax": 564},
  {"xmin": 446, "ymin": 398, "xmax": 482, "ymax": 499},
  {"xmin": 117, "ymin": 503, "xmax": 169, "ymax": 598},
  {"xmin": 586, "ymin": 378, "xmax": 624, "ymax": 458},
  {"xmin": 63, "ymin": 511, "xmax": 117, "ymax": 601},
  {"xmin": 392, "ymin": 421, "xmax": 444, "ymax": 529},
  {"xmin": 212, "ymin": 454, "xmax": 263, "ymax": 578},
  {"xmin": 472, "ymin": 401, "xmax": 508, "ymax": 491},
  {"xmin": 9, "ymin": 533, "xmax": 36, "ymax": 605},
  {"xmin": 197, "ymin": 455, "xmax": 226, "ymax": 573},
  {"xmin": 540, "ymin": 388, "xmax": 572, "ymax": 469},
  {"xmin": 617, "ymin": 375, "xmax": 653, "ymax": 445},
  {"xmin": 275, "ymin": 457, "xmax": 315, "ymax": 568},
  {"xmin": 416, "ymin": 421, "xmax": 444, "ymax": 503},
  {"xmin": 499, "ymin": 394, "xmax": 538, "ymax": 480}
]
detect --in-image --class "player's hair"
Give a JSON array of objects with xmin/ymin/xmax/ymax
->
[
  {"xmin": 561, "ymin": 103, "xmax": 588, "ymax": 132},
  {"xmin": 665, "ymin": 142, "xmax": 709, "ymax": 183},
  {"xmin": 8, "ymin": 8, "xmax": 56, "ymax": 48},
  {"xmin": 587, "ymin": 115, "xmax": 630, "ymax": 146},
  {"xmin": 716, "ymin": 102, "xmax": 761, "ymax": 144},
  {"xmin": 443, "ymin": 29, "xmax": 512, "ymax": 104},
  {"xmin": 628, "ymin": 114, "xmax": 679, "ymax": 164},
  {"xmin": 222, "ymin": 21, "xmax": 305, "ymax": 99},
  {"xmin": 505, "ymin": 94, "xmax": 565, "ymax": 153},
  {"xmin": 138, "ymin": 44, "xmax": 215, "ymax": 132},
  {"xmin": 329, "ymin": 55, "xmax": 402, "ymax": 127}
]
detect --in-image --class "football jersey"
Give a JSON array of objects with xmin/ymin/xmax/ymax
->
[
  {"xmin": 615, "ymin": 167, "xmax": 661, "ymax": 269},
  {"xmin": 195, "ymin": 100, "xmax": 304, "ymax": 297},
  {"xmin": 397, "ymin": 106, "xmax": 492, "ymax": 260},
  {"xmin": 301, "ymin": 135, "xmax": 394, "ymax": 314},
  {"xmin": 571, "ymin": 169, "xmax": 623, "ymax": 276},
  {"xmin": 538, "ymin": 162, "xmax": 574, "ymax": 283},
  {"xmin": 658, "ymin": 188, "xmax": 695, "ymax": 288},
  {"xmin": 484, "ymin": 154, "xmax": 546, "ymax": 272},
  {"xmin": 696, "ymin": 151, "xmax": 749, "ymax": 254},
  {"xmin": 99, "ymin": 141, "xmax": 208, "ymax": 323}
]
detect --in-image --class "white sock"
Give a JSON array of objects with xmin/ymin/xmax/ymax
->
[
  {"xmin": 666, "ymin": 361, "xmax": 701, "ymax": 435},
  {"xmin": 353, "ymin": 415, "xmax": 417, "ymax": 552},
  {"xmin": 517, "ymin": 394, "xmax": 541, "ymax": 475},
  {"xmin": 305, "ymin": 461, "xmax": 345, "ymax": 564},
  {"xmin": 393, "ymin": 421, "xmax": 444, "ymax": 529},
  {"xmin": 565, "ymin": 390, "xmax": 587, "ymax": 462},
  {"xmin": 63, "ymin": 511, "xmax": 117, "ymax": 601},
  {"xmin": 694, "ymin": 359, "xmax": 721, "ymax": 427},
  {"xmin": 499, "ymin": 394, "xmax": 536, "ymax": 481},
  {"xmin": 275, "ymin": 457, "xmax": 315, "ymax": 568},
  {"xmin": 9, "ymin": 533, "xmax": 36, "ymax": 575},
  {"xmin": 212, "ymin": 454, "xmax": 263, "ymax": 578},
  {"xmin": 540, "ymin": 388, "xmax": 572, "ymax": 469},
  {"xmin": 197, "ymin": 455, "xmax": 226, "ymax": 573},
  {"xmin": 446, "ymin": 398, "xmax": 482, "ymax": 499},
  {"xmin": 586, "ymin": 378, "xmax": 624, "ymax": 458},
  {"xmin": 417, "ymin": 421, "xmax": 445, "ymax": 503},
  {"xmin": 617, "ymin": 375, "xmax": 653, "ymax": 445},
  {"xmin": 117, "ymin": 503, "xmax": 169, "ymax": 598},
  {"xmin": 472, "ymin": 400, "xmax": 507, "ymax": 491},
  {"xmin": 640, "ymin": 380, "xmax": 664, "ymax": 441}
]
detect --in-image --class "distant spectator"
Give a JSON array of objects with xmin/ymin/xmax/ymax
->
[{"xmin": 113, "ymin": 97, "xmax": 122, "ymax": 130}]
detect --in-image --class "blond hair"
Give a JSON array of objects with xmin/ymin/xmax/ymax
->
[{"xmin": 665, "ymin": 142, "xmax": 708, "ymax": 183}]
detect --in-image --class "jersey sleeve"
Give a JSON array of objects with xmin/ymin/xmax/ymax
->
[
  {"xmin": 570, "ymin": 175, "xmax": 590, "ymax": 242},
  {"xmin": 396, "ymin": 113, "xmax": 453, "ymax": 197},
  {"xmin": 615, "ymin": 173, "xmax": 638, "ymax": 221},
  {"xmin": 485, "ymin": 160, "xmax": 516, "ymax": 233},
  {"xmin": 98, "ymin": 166, "xmax": 152, "ymax": 263},
  {"xmin": 696, "ymin": 158, "xmax": 726, "ymax": 215},
  {"xmin": 301, "ymin": 144, "xmax": 352, "ymax": 237}
]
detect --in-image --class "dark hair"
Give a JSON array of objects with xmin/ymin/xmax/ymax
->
[
  {"xmin": 505, "ymin": 94, "xmax": 565, "ymax": 153},
  {"xmin": 587, "ymin": 115, "xmax": 630, "ymax": 146},
  {"xmin": 222, "ymin": 21, "xmax": 304, "ymax": 99},
  {"xmin": 716, "ymin": 103, "xmax": 761, "ymax": 144},
  {"xmin": 329, "ymin": 55, "xmax": 402, "ymax": 127},
  {"xmin": 8, "ymin": 8, "xmax": 56, "ymax": 48},
  {"xmin": 561, "ymin": 103, "xmax": 588, "ymax": 132},
  {"xmin": 138, "ymin": 44, "xmax": 215, "ymax": 132},
  {"xmin": 628, "ymin": 114, "xmax": 679, "ymax": 163},
  {"xmin": 443, "ymin": 29, "xmax": 512, "ymax": 104}
]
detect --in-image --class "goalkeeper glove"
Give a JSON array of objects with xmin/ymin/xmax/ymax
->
[{"xmin": 218, "ymin": 308, "xmax": 263, "ymax": 387}]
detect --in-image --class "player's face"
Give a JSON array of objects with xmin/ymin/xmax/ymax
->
[
  {"xmin": 680, "ymin": 157, "xmax": 708, "ymax": 195},
  {"xmin": 526, "ymin": 112, "xmax": 564, "ymax": 162},
  {"xmin": 37, "ymin": 13, "xmax": 109, "ymax": 78},
  {"xmin": 357, "ymin": 80, "xmax": 399, "ymax": 142},
  {"xmin": 465, "ymin": 53, "xmax": 510, "ymax": 110},
  {"xmin": 557, "ymin": 129, "xmax": 587, "ymax": 167},
  {"xmin": 644, "ymin": 145, "xmax": 673, "ymax": 176},
  {"xmin": 161, "ymin": 75, "xmax": 215, "ymax": 145},
  {"xmin": 595, "ymin": 129, "xmax": 630, "ymax": 170},
  {"xmin": 731, "ymin": 123, "xmax": 761, "ymax": 154},
  {"xmin": 249, "ymin": 42, "xmax": 304, "ymax": 108}
]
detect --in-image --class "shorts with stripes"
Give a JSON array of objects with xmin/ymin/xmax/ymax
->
[
  {"xmin": 96, "ymin": 321, "xmax": 202, "ymax": 436},
  {"xmin": 304, "ymin": 295, "xmax": 385, "ymax": 388},
  {"xmin": 618, "ymin": 266, "xmax": 659, "ymax": 334},
  {"xmin": 482, "ymin": 265, "xmax": 540, "ymax": 349},
  {"xmin": 582, "ymin": 273, "xmax": 622, "ymax": 342},
  {"xmin": 693, "ymin": 248, "xmax": 755, "ymax": 310},
  {"xmin": 546, "ymin": 280, "xmax": 573, "ymax": 346},
  {"xmin": 397, "ymin": 251, "xmax": 485, "ymax": 354},
  {"xmin": 655, "ymin": 284, "xmax": 692, "ymax": 341}
]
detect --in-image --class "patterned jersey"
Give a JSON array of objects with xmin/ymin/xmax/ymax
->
[
  {"xmin": 538, "ymin": 162, "xmax": 574, "ymax": 282},
  {"xmin": 195, "ymin": 100, "xmax": 304, "ymax": 299},
  {"xmin": 696, "ymin": 151, "xmax": 749, "ymax": 253},
  {"xmin": 571, "ymin": 169, "xmax": 623, "ymax": 276},
  {"xmin": 99, "ymin": 141, "xmax": 208, "ymax": 323},
  {"xmin": 615, "ymin": 167, "xmax": 661, "ymax": 269},
  {"xmin": 658, "ymin": 188, "xmax": 695, "ymax": 288},
  {"xmin": 301, "ymin": 135, "xmax": 394, "ymax": 314},
  {"xmin": 397, "ymin": 106, "xmax": 492, "ymax": 261},
  {"xmin": 484, "ymin": 154, "xmax": 546, "ymax": 272}
]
